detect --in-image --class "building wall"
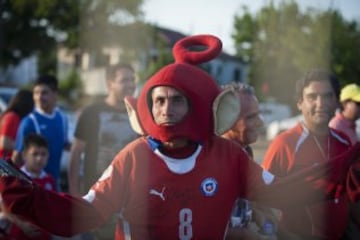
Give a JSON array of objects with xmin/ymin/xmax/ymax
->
[{"xmin": 0, "ymin": 55, "xmax": 38, "ymax": 86}]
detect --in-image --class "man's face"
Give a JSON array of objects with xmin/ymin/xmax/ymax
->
[
  {"xmin": 297, "ymin": 80, "xmax": 337, "ymax": 131},
  {"xmin": 151, "ymin": 86, "xmax": 189, "ymax": 126},
  {"xmin": 108, "ymin": 68, "xmax": 135, "ymax": 102},
  {"xmin": 22, "ymin": 146, "xmax": 49, "ymax": 174},
  {"xmin": 223, "ymin": 94, "xmax": 263, "ymax": 145},
  {"xmin": 33, "ymin": 84, "xmax": 57, "ymax": 113}
]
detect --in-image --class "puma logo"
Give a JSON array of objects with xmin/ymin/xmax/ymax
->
[{"xmin": 149, "ymin": 187, "xmax": 166, "ymax": 201}]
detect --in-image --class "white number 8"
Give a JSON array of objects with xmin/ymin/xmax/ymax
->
[{"xmin": 179, "ymin": 208, "xmax": 193, "ymax": 240}]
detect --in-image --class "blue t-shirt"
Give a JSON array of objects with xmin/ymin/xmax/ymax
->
[{"xmin": 15, "ymin": 107, "xmax": 69, "ymax": 184}]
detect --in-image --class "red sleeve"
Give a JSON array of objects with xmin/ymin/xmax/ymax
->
[
  {"xmin": 346, "ymin": 144, "xmax": 360, "ymax": 202},
  {"xmin": 256, "ymin": 143, "xmax": 360, "ymax": 208},
  {"xmin": 262, "ymin": 133, "xmax": 294, "ymax": 177},
  {"xmin": 0, "ymin": 176, "xmax": 105, "ymax": 237},
  {"xmin": 0, "ymin": 113, "xmax": 20, "ymax": 139}
]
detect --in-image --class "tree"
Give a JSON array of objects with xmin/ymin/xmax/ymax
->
[
  {"xmin": 0, "ymin": 0, "xmax": 146, "ymax": 72},
  {"xmin": 232, "ymin": 0, "xmax": 360, "ymax": 107}
]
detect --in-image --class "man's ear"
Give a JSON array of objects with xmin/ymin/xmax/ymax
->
[
  {"xmin": 124, "ymin": 96, "xmax": 145, "ymax": 135},
  {"xmin": 213, "ymin": 87, "xmax": 241, "ymax": 135},
  {"xmin": 296, "ymin": 100, "xmax": 302, "ymax": 111}
]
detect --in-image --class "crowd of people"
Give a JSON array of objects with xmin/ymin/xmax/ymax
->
[{"xmin": 0, "ymin": 34, "xmax": 360, "ymax": 240}]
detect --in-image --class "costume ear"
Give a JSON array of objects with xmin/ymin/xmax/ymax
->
[
  {"xmin": 124, "ymin": 96, "xmax": 145, "ymax": 135},
  {"xmin": 213, "ymin": 87, "xmax": 241, "ymax": 135}
]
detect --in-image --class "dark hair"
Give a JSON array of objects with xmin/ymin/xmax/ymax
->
[
  {"xmin": 295, "ymin": 69, "xmax": 340, "ymax": 101},
  {"xmin": 105, "ymin": 63, "xmax": 134, "ymax": 81},
  {"xmin": 5, "ymin": 89, "xmax": 34, "ymax": 118},
  {"xmin": 34, "ymin": 74, "xmax": 58, "ymax": 91},
  {"xmin": 24, "ymin": 133, "xmax": 48, "ymax": 151}
]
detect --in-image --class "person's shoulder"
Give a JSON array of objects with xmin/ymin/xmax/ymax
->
[
  {"xmin": 119, "ymin": 136, "xmax": 147, "ymax": 151},
  {"xmin": 330, "ymin": 128, "xmax": 352, "ymax": 146},
  {"xmin": 329, "ymin": 112, "xmax": 343, "ymax": 127},
  {"xmin": 112, "ymin": 137, "xmax": 149, "ymax": 162},
  {"xmin": 79, "ymin": 101, "xmax": 110, "ymax": 115},
  {"xmin": 208, "ymin": 135, "xmax": 231, "ymax": 146},
  {"xmin": 1, "ymin": 111, "xmax": 20, "ymax": 121},
  {"xmin": 272, "ymin": 123, "xmax": 300, "ymax": 141},
  {"xmin": 208, "ymin": 135, "xmax": 248, "ymax": 154},
  {"xmin": 19, "ymin": 112, "xmax": 35, "ymax": 124}
]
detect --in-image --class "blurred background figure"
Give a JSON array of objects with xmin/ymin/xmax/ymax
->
[
  {"xmin": 12, "ymin": 75, "xmax": 70, "ymax": 189},
  {"xmin": 329, "ymin": 83, "xmax": 360, "ymax": 145},
  {"xmin": 68, "ymin": 63, "xmax": 137, "ymax": 196},
  {"xmin": 329, "ymin": 83, "xmax": 360, "ymax": 240},
  {"xmin": 222, "ymin": 83, "xmax": 280, "ymax": 240},
  {"xmin": 222, "ymin": 83, "xmax": 263, "ymax": 157},
  {"xmin": 0, "ymin": 133, "xmax": 54, "ymax": 240},
  {"xmin": 262, "ymin": 69, "xmax": 352, "ymax": 239},
  {"xmin": 0, "ymin": 89, "xmax": 34, "ymax": 160},
  {"xmin": 68, "ymin": 63, "xmax": 137, "ymax": 240}
]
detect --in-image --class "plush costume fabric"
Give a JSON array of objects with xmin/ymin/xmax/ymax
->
[{"xmin": 137, "ymin": 35, "xmax": 222, "ymax": 143}]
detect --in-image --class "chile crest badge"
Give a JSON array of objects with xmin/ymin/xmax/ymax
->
[{"xmin": 200, "ymin": 177, "xmax": 218, "ymax": 197}]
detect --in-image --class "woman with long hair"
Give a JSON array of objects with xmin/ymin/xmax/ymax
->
[{"xmin": 0, "ymin": 89, "xmax": 34, "ymax": 160}]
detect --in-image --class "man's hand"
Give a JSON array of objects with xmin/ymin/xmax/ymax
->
[{"xmin": 0, "ymin": 212, "xmax": 11, "ymax": 238}]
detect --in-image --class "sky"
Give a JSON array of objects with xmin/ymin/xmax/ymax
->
[{"xmin": 141, "ymin": 0, "xmax": 360, "ymax": 55}]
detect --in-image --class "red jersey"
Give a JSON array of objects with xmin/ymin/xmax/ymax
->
[
  {"xmin": 262, "ymin": 123, "xmax": 351, "ymax": 239},
  {"xmin": 20, "ymin": 167, "xmax": 56, "ymax": 191},
  {"xmin": 84, "ymin": 136, "xmax": 271, "ymax": 239}
]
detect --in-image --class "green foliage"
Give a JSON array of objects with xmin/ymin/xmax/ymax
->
[
  {"xmin": 232, "ymin": 0, "xmax": 360, "ymax": 106},
  {"xmin": 0, "ymin": 0, "xmax": 145, "ymax": 69},
  {"xmin": 58, "ymin": 69, "xmax": 82, "ymax": 104},
  {"xmin": 138, "ymin": 27, "xmax": 174, "ymax": 83}
]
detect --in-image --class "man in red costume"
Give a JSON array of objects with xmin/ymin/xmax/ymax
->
[{"xmin": 0, "ymin": 35, "xmax": 359, "ymax": 240}]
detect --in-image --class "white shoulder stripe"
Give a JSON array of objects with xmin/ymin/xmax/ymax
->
[
  {"xmin": 82, "ymin": 189, "xmax": 96, "ymax": 203},
  {"xmin": 295, "ymin": 128, "xmax": 309, "ymax": 154},
  {"xmin": 262, "ymin": 169, "xmax": 275, "ymax": 185},
  {"xmin": 118, "ymin": 212, "xmax": 131, "ymax": 240},
  {"xmin": 330, "ymin": 129, "xmax": 351, "ymax": 145},
  {"xmin": 29, "ymin": 113, "xmax": 41, "ymax": 134}
]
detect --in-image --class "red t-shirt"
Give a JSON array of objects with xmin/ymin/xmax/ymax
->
[
  {"xmin": 262, "ymin": 123, "xmax": 351, "ymax": 239},
  {"xmin": 0, "ymin": 112, "xmax": 20, "ymax": 159}
]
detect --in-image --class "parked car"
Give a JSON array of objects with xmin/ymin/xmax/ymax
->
[
  {"xmin": 259, "ymin": 101, "xmax": 292, "ymax": 127},
  {"xmin": 266, "ymin": 114, "xmax": 303, "ymax": 140}
]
